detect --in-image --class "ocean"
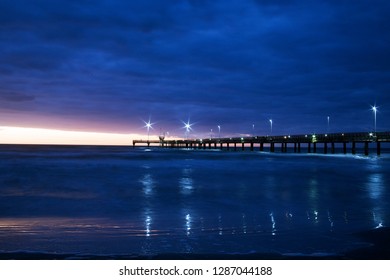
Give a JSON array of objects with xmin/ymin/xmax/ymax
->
[{"xmin": 0, "ymin": 145, "xmax": 389, "ymax": 259}]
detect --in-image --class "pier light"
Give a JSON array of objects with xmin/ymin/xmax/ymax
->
[
  {"xmin": 371, "ymin": 105, "xmax": 378, "ymax": 133},
  {"xmin": 184, "ymin": 122, "xmax": 192, "ymax": 131},
  {"xmin": 143, "ymin": 118, "xmax": 154, "ymax": 141},
  {"xmin": 182, "ymin": 119, "xmax": 194, "ymax": 139}
]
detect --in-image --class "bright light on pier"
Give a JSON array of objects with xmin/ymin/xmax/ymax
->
[
  {"xmin": 143, "ymin": 118, "xmax": 155, "ymax": 141},
  {"xmin": 371, "ymin": 105, "xmax": 378, "ymax": 133},
  {"xmin": 182, "ymin": 119, "xmax": 194, "ymax": 139}
]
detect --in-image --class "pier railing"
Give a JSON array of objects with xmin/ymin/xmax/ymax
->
[{"xmin": 132, "ymin": 131, "xmax": 390, "ymax": 155}]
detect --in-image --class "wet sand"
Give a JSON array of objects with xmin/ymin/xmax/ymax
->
[{"xmin": 1, "ymin": 227, "xmax": 389, "ymax": 260}]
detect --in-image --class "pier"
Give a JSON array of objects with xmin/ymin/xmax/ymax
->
[{"xmin": 133, "ymin": 131, "xmax": 390, "ymax": 155}]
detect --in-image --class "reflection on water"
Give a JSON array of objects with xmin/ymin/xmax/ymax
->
[
  {"xmin": 179, "ymin": 168, "xmax": 194, "ymax": 195},
  {"xmin": 242, "ymin": 214, "xmax": 247, "ymax": 234},
  {"xmin": 0, "ymin": 147, "xmax": 389, "ymax": 256},
  {"xmin": 144, "ymin": 208, "xmax": 152, "ymax": 237},
  {"xmin": 343, "ymin": 211, "xmax": 349, "ymax": 224},
  {"xmin": 140, "ymin": 174, "xmax": 155, "ymax": 197},
  {"xmin": 367, "ymin": 173, "xmax": 384, "ymax": 200},
  {"xmin": 218, "ymin": 214, "xmax": 223, "ymax": 236},
  {"xmin": 372, "ymin": 212, "xmax": 383, "ymax": 229},
  {"xmin": 328, "ymin": 211, "xmax": 334, "ymax": 231},
  {"xmin": 270, "ymin": 212, "xmax": 276, "ymax": 236},
  {"xmin": 0, "ymin": 205, "xmax": 387, "ymax": 256},
  {"xmin": 314, "ymin": 211, "xmax": 319, "ymax": 223},
  {"xmin": 366, "ymin": 163, "xmax": 386, "ymax": 228},
  {"xmin": 185, "ymin": 214, "xmax": 191, "ymax": 236},
  {"xmin": 308, "ymin": 178, "xmax": 319, "ymax": 209}
]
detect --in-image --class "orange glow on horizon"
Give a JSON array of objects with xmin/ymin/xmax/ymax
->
[{"xmin": 0, "ymin": 126, "xmax": 160, "ymax": 145}]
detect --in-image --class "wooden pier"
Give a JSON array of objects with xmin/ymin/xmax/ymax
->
[{"xmin": 133, "ymin": 131, "xmax": 390, "ymax": 155}]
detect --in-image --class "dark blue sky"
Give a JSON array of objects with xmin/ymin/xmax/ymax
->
[{"xmin": 0, "ymin": 0, "xmax": 389, "ymax": 138}]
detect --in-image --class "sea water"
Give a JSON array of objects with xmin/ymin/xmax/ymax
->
[{"xmin": 0, "ymin": 145, "xmax": 389, "ymax": 258}]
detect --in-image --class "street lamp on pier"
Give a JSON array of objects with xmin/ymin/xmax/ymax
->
[
  {"xmin": 143, "ymin": 118, "xmax": 154, "ymax": 141},
  {"xmin": 371, "ymin": 105, "xmax": 378, "ymax": 134},
  {"xmin": 327, "ymin": 116, "xmax": 330, "ymax": 133}
]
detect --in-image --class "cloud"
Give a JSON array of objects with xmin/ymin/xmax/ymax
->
[
  {"xmin": 0, "ymin": 91, "xmax": 35, "ymax": 102},
  {"xmin": 0, "ymin": 0, "xmax": 389, "ymax": 136}
]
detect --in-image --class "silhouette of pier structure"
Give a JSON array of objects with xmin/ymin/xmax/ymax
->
[{"xmin": 133, "ymin": 131, "xmax": 390, "ymax": 156}]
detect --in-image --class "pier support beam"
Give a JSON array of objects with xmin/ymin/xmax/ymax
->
[
  {"xmin": 242, "ymin": 142, "xmax": 245, "ymax": 151},
  {"xmin": 250, "ymin": 142, "xmax": 254, "ymax": 151},
  {"xmin": 227, "ymin": 143, "xmax": 230, "ymax": 150},
  {"xmin": 270, "ymin": 142, "xmax": 275, "ymax": 152},
  {"xmin": 343, "ymin": 142, "xmax": 347, "ymax": 154},
  {"xmin": 234, "ymin": 143, "xmax": 237, "ymax": 151},
  {"xmin": 260, "ymin": 142, "xmax": 264, "ymax": 151},
  {"xmin": 308, "ymin": 143, "xmax": 311, "ymax": 153},
  {"xmin": 313, "ymin": 143, "xmax": 317, "ymax": 153},
  {"xmin": 324, "ymin": 143, "xmax": 328, "ymax": 154},
  {"xmin": 331, "ymin": 142, "xmax": 335, "ymax": 154},
  {"xmin": 298, "ymin": 142, "xmax": 301, "ymax": 153},
  {"xmin": 364, "ymin": 142, "xmax": 369, "ymax": 156}
]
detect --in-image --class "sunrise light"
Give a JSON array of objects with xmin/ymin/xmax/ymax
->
[{"xmin": 0, "ymin": 126, "xmax": 151, "ymax": 145}]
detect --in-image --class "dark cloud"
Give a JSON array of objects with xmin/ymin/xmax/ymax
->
[{"xmin": 0, "ymin": 0, "xmax": 389, "ymax": 137}]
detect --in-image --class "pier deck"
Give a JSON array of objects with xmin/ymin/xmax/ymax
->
[{"xmin": 133, "ymin": 131, "xmax": 390, "ymax": 155}]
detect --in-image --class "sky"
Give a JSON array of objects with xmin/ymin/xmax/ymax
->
[{"xmin": 0, "ymin": 0, "xmax": 389, "ymax": 144}]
